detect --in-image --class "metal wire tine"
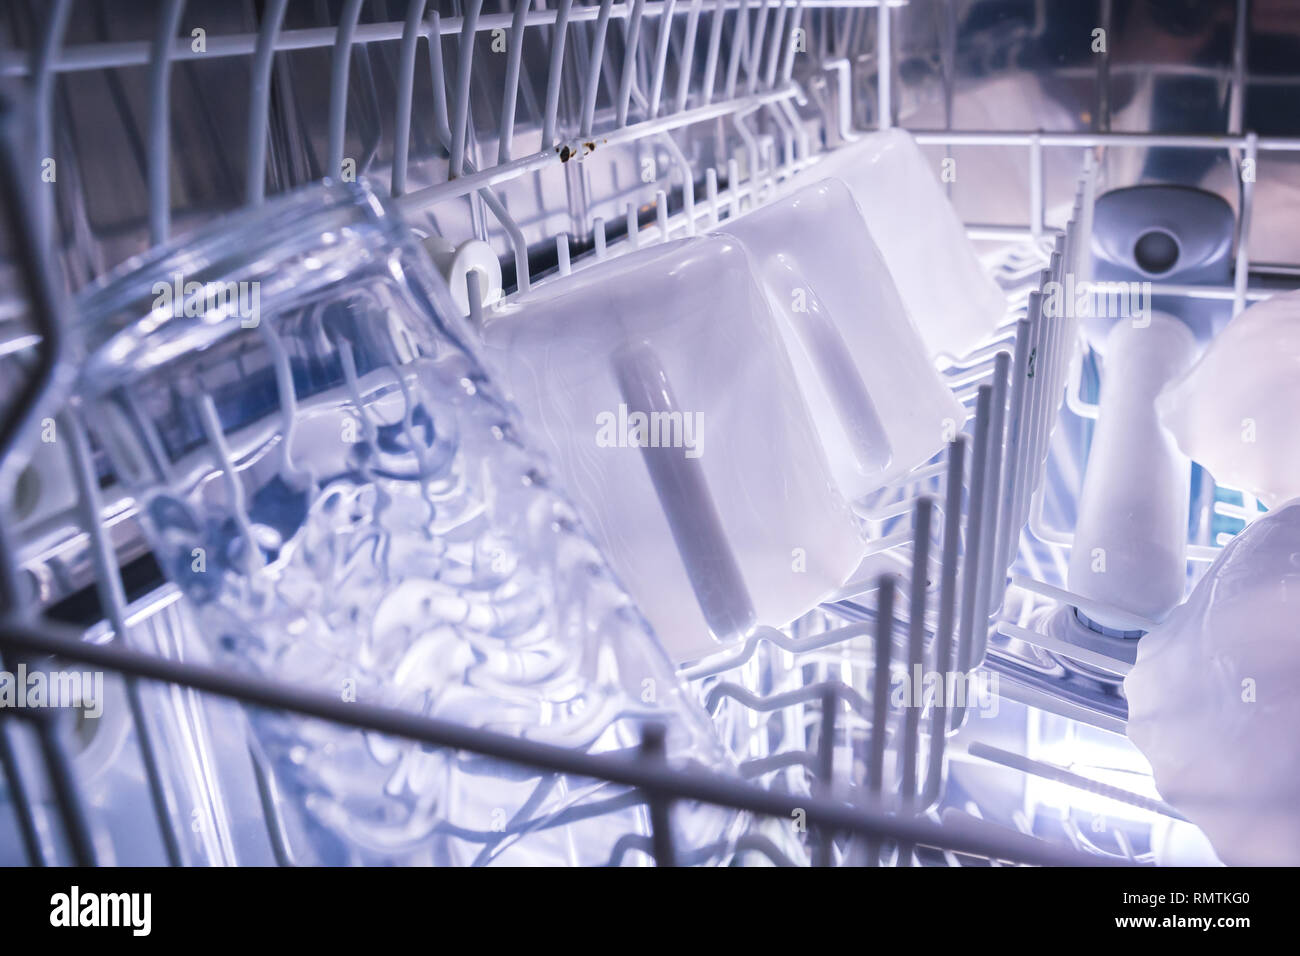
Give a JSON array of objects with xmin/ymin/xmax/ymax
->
[
  {"xmin": 1037, "ymin": 278, "xmax": 1065, "ymax": 480},
  {"xmin": 245, "ymin": 0, "xmax": 290, "ymax": 205},
  {"xmin": 1046, "ymin": 235, "xmax": 1077, "ymax": 426},
  {"xmin": 258, "ymin": 310, "xmax": 313, "ymax": 493},
  {"xmin": 247, "ymin": 741, "xmax": 297, "ymax": 866},
  {"xmin": 813, "ymin": 684, "xmax": 837, "ymax": 867},
  {"xmin": 683, "ymin": 621, "xmax": 869, "ymax": 682},
  {"xmin": 733, "ymin": 105, "xmax": 762, "ymax": 198},
  {"xmin": 426, "ymin": 10, "xmax": 451, "ymax": 147},
  {"xmin": 1029, "ymin": 132, "xmax": 1044, "ymax": 239},
  {"xmin": 327, "ymin": 0, "xmax": 365, "ymax": 182},
  {"xmin": 654, "ymin": 129, "xmax": 696, "ymax": 233},
  {"xmin": 1080, "ymin": 150, "xmax": 1100, "ymax": 283},
  {"xmin": 596, "ymin": 9, "xmax": 625, "ymax": 133},
  {"xmin": 763, "ymin": 0, "xmax": 789, "ymax": 91},
  {"xmin": 1233, "ymin": 131, "xmax": 1257, "ymax": 317},
  {"xmin": 894, "ymin": 495, "xmax": 934, "ymax": 865},
  {"xmin": 399, "ymin": 65, "xmax": 804, "ymax": 217},
  {"xmin": 31, "ymin": 714, "xmax": 97, "ymax": 866},
  {"xmin": 766, "ymin": 100, "xmax": 796, "ymax": 178},
  {"xmin": 921, "ymin": 438, "xmax": 966, "ymax": 811},
  {"xmin": 616, "ymin": 0, "xmax": 649, "ymax": 128},
  {"xmin": 776, "ymin": 95, "xmax": 811, "ymax": 161},
  {"xmin": 865, "ymin": 572, "xmax": 895, "ymax": 866},
  {"xmin": 982, "ymin": 348, "xmax": 1013, "ymax": 616},
  {"xmin": 1021, "ymin": 279, "xmax": 1051, "ymax": 514},
  {"xmin": 995, "ymin": 318, "xmax": 1032, "ymax": 595},
  {"xmin": 673, "ymin": 0, "xmax": 706, "ymax": 115},
  {"xmin": 626, "ymin": 202, "xmax": 640, "ymax": 248},
  {"xmin": 1021, "ymin": 284, "xmax": 1048, "ymax": 489},
  {"xmin": 762, "ymin": 134, "xmax": 777, "ymax": 193},
  {"xmin": 1061, "ymin": 201, "xmax": 1080, "ymax": 283},
  {"xmin": 579, "ymin": 0, "xmax": 616, "ymax": 140},
  {"xmin": 449, "ymin": 0, "xmax": 484, "ymax": 179},
  {"xmin": 390, "ymin": 0, "xmax": 428, "ymax": 196},
  {"xmin": 30, "ymin": 0, "xmax": 73, "ymax": 252},
  {"xmin": 497, "ymin": 0, "xmax": 534, "ymax": 165},
  {"xmin": 1053, "ymin": 207, "xmax": 1082, "ymax": 376},
  {"xmin": 705, "ymin": 165, "xmax": 720, "ymax": 223},
  {"xmin": 746, "ymin": 0, "xmax": 771, "ymax": 96},
  {"xmin": 195, "ymin": 394, "xmax": 264, "ymax": 575},
  {"xmin": 556, "ymin": 232, "xmax": 572, "ymax": 275},
  {"xmin": 851, "ymin": 6, "xmax": 871, "ymax": 62},
  {"xmin": 647, "ymin": 0, "xmax": 679, "ymax": 120},
  {"xmin": 781, "ymin": 0, "xmax": 805, "ymax": 84},
  {"xmin": 954, "ymin": 385, "xmax": 991, "ymax": 692},
  {"xmin": 723, "ymin": 0, "xmax": 750, "ymax": 102},
  {"xmin": 466, "ymin": 269, "xmax": 485, "ymax": 326},
  {"xmin": 640, "ymin": 723, "xmax": 677, "ymax": 866},
  {"xmin": 876, "ymin": 0, "xmax": 892, "ymax": 128},
  {"xmin": 973, "ymin": 351, "xmax": 1010, "ymax": 662},
  {"xmin": 900, "ymin": 496, "xmax": 933, "ymax": 810},
  {"xmin": 541, "ymin": 0, "xmax": 575, "ymax": 149},
  {"xmin": 726, "ymin": 156, "xmax": 741, "ymax": 216},
  {"xmin": 148, "ymin": 0, "xmax": 187, "ymax": 245},
  {"xmin": 701, "ymin": 0, "xmax": 728, "ymax": 107}
]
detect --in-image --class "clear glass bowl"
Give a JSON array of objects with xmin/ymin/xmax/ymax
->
[{"xmin": 73, "ymin": 179, "xmax": 737, "ymax": 865}]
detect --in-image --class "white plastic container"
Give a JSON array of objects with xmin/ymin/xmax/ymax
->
[
  {"xmin": 798, "ymin": 129, "xmax": 1007, "ymax": 361},
  {"xmin": 1158, "ymin": 288, "xmax": 1300, "ymax": 508},
  {"xmin": 717, "ymin": 178, "xmax": 965, "ymax": 499},
  {"xmin": 480, "ymin": 235, "xmax": 865, "ymax": 663}
]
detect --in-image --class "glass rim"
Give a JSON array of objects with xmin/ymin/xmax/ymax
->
[{"xmin": 73, "ymin": 178, "xmax": 411, "ymax": 394}]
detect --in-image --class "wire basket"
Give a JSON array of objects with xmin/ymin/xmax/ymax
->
[{"xmin": 0, "ymin": 0, "xmax": 1290, "ymax": 867}]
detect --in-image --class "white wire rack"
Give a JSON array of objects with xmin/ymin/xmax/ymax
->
[{"xmin": 0, "ymin": 0, "xmax": 1289, "ymax": 867}]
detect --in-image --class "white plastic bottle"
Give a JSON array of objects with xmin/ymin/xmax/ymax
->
[{"xmin": 1067, "ymin": 310, "xmax": 1199, "ymax": 626}]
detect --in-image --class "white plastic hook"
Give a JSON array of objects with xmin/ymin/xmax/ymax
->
[{"xmin": 420, "ymin": 235, "xmax": 503, "ymax": 316}]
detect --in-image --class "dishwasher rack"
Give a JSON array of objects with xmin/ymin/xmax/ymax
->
[{"xmin": 0, "ymin": 0, "xmax": 1290, "ymax": 867}]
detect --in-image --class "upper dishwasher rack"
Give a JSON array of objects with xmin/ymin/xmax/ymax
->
[{"xmin": 1, "ymin": 0, "xmax": 1296, "ymax": 867}]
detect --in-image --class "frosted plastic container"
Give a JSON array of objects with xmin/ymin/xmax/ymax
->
[
  {"xmin": 717, "ymin": 178, "xmax": 965, "ymax": 498},
  {"xmin": 481, "ymin": 235, "xmax": 865, "ymax": 663},
  {"xmin": 1157, "ymin": 288, "xmax": 1300, "ymax": 508},
  {"xmin": 798, "ymin": 129, "xmax": 1007, "ymax": 361},
  {"xmin": 1126, "ymin": 500, "xmax": 1300, "ymax": 866},
  {"xmin": 73, "ymin": 180, "xmax": 738, "ymax": 866}
]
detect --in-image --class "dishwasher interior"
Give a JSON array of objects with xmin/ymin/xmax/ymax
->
[{"xmin": 0, "ymin": 0, "xmax": 1297, "ymax": 867}]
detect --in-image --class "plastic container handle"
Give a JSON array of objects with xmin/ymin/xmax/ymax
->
[
  {"xmin": 768, "ymin": 254, "xmax": 892, "ymax": 476},
  {"xmin": 613, "ymin": 343, "xmax": 756, "ymax": 643}
]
